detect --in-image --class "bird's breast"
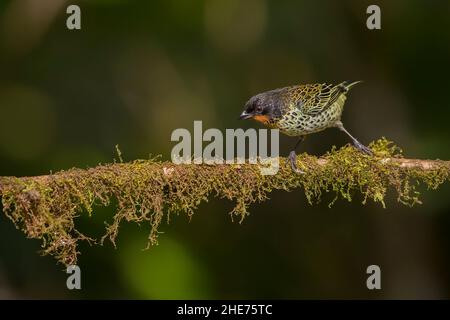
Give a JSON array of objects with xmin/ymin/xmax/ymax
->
[{"xmin": 275, "ymin": 101, "xmax": 345, "ymax": 136}]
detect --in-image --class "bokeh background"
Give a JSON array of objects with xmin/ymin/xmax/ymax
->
[{"xmin": 1, "ymin": 0, "xmax": 450, "ymax": 299}]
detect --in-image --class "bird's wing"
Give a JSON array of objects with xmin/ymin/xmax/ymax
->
[{"xmin": 293, "ymin": 83, "xmax": 344, "ymax": 116}]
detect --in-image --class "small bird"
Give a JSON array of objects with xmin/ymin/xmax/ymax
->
[{"xmin": 239, "ymin": 81, "xmax": 372, "ymax": 173}]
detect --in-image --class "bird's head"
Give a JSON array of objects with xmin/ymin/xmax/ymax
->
[{"xmin": 239, "ymin": 90, "xmax": 282, "ymax": 125}]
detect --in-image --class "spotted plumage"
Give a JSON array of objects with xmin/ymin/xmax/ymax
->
[{"xmin": 240, "ymin": 81, "xmax": 372, "ymax": 173}]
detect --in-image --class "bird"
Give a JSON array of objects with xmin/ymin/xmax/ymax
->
[{"xmin": 239, "ymin": 81, "xmax": 372, "ymax": 173}]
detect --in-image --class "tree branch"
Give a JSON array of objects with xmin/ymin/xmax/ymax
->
[{"xmin": 0, "ymin": 139, "xmax": 449, "ymax": 265}]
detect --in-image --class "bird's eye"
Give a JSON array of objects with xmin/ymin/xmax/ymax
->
[{"xmin": 256, "ymin": 106, "xmax": 262, "ymax": 113}]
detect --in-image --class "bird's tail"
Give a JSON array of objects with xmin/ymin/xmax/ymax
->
[{"xmin": 339, "ymin": 80, "xmax": 363, "ymax": 92}]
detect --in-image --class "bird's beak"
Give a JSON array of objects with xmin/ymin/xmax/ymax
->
[{"xmin": 239, "ymin": 111, "xmax": 253, "ymax": 120}]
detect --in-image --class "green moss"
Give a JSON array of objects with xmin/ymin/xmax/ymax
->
[{"xmin": 0, "ymin": 138, "xmax": 449, "ymax": 265}]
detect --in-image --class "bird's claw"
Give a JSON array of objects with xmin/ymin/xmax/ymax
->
[
  {"xmin": 288, "ymin": 151, "xmax": 305, "ymax": 174},
  {"xmin": 353, "ymin": 140, "xmax": 373, "ymax": 156}
]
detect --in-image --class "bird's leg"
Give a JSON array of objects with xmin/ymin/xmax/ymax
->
[
  {"xmin": 289, "ymin": 136, "xmax": 306, "ymax": 174},
  {"xmin": 335, "ymin": 121, "xmax": 372, "ymax": 155}
]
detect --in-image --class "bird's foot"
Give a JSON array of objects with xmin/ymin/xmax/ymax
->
[
  {"xmin": 288, "ymin": 151, "xmax": 305, "ymax": 174},
  {"xmin": 353, "ymin": 140, "xmax": 373, "ymax": 155}
]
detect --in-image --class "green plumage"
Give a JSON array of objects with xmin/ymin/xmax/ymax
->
[{"xmin": 269, "ymin": 81, "xmax": 362, "ymax": 136}]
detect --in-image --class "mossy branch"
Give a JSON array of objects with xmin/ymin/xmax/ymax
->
[{"xmin": 0, "ymin": 138, "xmax": 449, "ymax": 265}]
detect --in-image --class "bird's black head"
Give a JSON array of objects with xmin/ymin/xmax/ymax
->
[{"xmin": 239, "ymin": 90, "xmax": 282, "ymax": 124}]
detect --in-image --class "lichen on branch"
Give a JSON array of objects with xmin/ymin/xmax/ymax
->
[{"xmin": 0, "ymin": 138, "xmax": 449, "ymax": 265}]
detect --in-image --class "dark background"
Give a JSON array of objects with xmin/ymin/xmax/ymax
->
[{"xmin": 0, "ymin": 0, "xmax": 449, "ymax": 299}]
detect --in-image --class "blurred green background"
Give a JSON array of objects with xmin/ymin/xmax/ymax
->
[{"xmin": 1, "ymin": 0, "xmax": 450, "ymax": 299}]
